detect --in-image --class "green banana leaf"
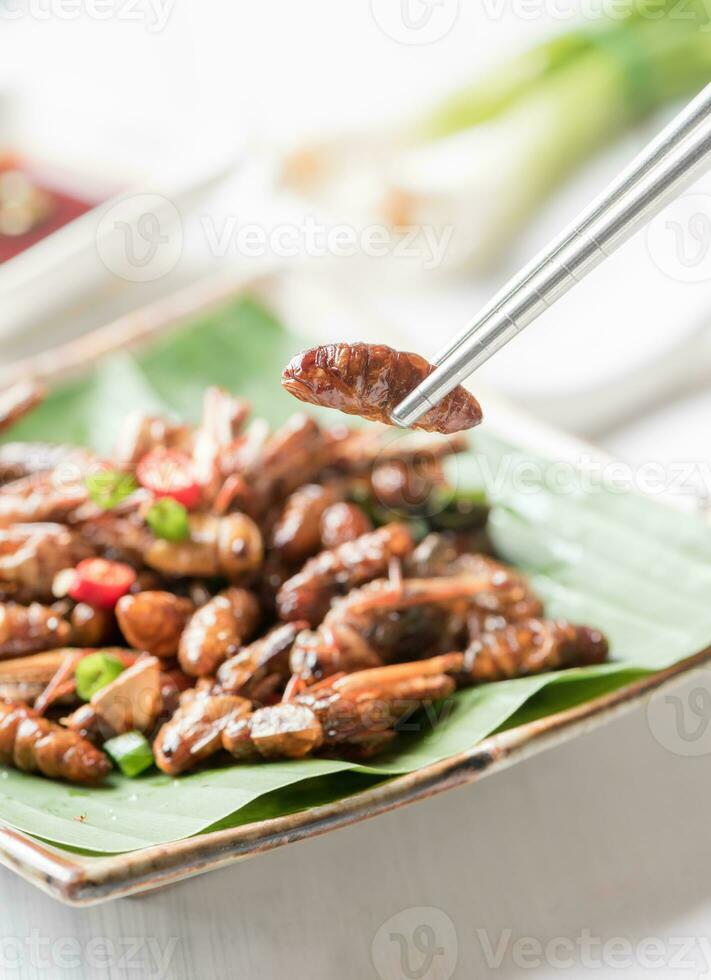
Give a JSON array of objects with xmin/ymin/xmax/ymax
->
[{"xmin": 3, "ymin": 294, "xmax": 711, "ymax": 854}]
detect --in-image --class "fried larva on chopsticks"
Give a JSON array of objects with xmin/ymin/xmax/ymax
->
[{"xmin": 282, "ymin": 343, "xmax": 482, "ymax": 434}]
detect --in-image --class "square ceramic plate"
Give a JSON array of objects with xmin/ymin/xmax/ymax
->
[{"xmin": 1, "ymin": 268, "xmax": 709, "ymax": 906}]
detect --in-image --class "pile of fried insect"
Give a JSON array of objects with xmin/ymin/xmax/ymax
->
[{"xmin": 0, "ymin": 377, "xmax": 608, "ymax": 785}]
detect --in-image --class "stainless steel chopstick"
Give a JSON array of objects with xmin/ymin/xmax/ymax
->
[{"xmin": 391, "ymin": 83, "xmax": 711, "ymax": 429}]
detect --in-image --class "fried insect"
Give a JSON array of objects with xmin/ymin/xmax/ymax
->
[
  {"xmin": 0, "ymin": 443, "xmax": 93, "ymax": 485},
  {"xmin": 0, "ymin": 523, "xmax": 92, "ymax": 601},
  {"xmin": 288, "ymin": 561, "xmax": 543, "ymax": 682},
  {"xmin": 0, "ymin": 466, "xmax": 90, "ymax": 528},
  {"xmin": 178, "ymin": 588, "xmax": 260, "ymax": 677},
  {"xmin": 287, "ymin": 623, "xmax": 384, "ymax": 687},
  {"xmin": 0, "ymin": 700, "xmax": 110, "ymax": 783},
  {"xmin": 270, "ymin": 483, "xmax": 342, "ymax": 563},
  {"xmin": 0, "ymin": 649, "xmax": 83, "ymax": 704},
  {"xmin": 74, "ymin": 511, "xmax": 153, "ymax": 568},
  {"xmin": 223, "ymin": 654, "xmax": 460, "ymax": 762},
  {"xmin": 370, "ymin": 458, "xmax": 442, "ymax": 512},
  {"xmin": 0, "ymin": 602, "xmax": 70, "ymax": 659},
  {"xmin": 276, "ymin": 522, "xmax": 414, "ymax": 626},
  {"xmin": 216, "ymin": 621, "xmax": 308, "ymax": 701},
  {"xmin": 236, "ymin": 614, "xmax": 610, "ymax": 763},
  {"xmin": 192, "ymin": 386, "xmax": 250, "ymax": 499},
  {"xmin": 116, "ymin": 591, "xmax": 194, "ymax": 658},
  {"xmin": 154, "ymin": 692, "xmax": 251, "ymax": 775},
  {"xmin": 319, "ymin": 502, "xmax": 372, "ymax": 549},
  {"xmin": 68, "ymin": 603, "xmax": 115, "ymax": 648},
  {"xmin": 294, "ymin": 577, "xmax": 461, "ymax": 676},
  {"xmin": 0, "ymin": 380, "xmax": 45, "ymax": 434},
  {"xmin": 406, "ymin": 538, "xmax": 541, "ymax": 620},
  {"xmin": 241, "ymin": 414, "xmax": 327, "ymax": 518},
  {"xmin": 320, "ymin": 426, "xmax": 467, "ymax": 475},
  {"xmin": 463, "ymin": 618, "xmax": 608, "ymax": 682},
  {"xmin": 282, "ymin": 343, "xmax": 482, "ymax": 434},
  {"xmin": 113, "ymin": 410, "xmax": 192, "ymax": 470},
  {"xmin": 146, "ymin": 513, "xmax": 263, "ymax": 580}
]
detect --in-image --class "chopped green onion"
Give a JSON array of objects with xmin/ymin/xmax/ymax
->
[
  {"xmin": 146, "ymin": 498, "xmax": 190, "ymax": 541},
  {"xmin": 104, "ymin": 731, "xmax": 154, "ymax": 777},
  {"xmin": 85, "ymin": 470, "xmax": 137, "ymax": 510},
  {"xmin": 75, "ymin": 652, "xmax": 125, "ymax": 701}
]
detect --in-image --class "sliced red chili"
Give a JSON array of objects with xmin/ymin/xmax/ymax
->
[
  {"xmin": 68, "ymin": 558, "xmax": 137, "ymax": 610},
  {"xmin": 136, "ymin": 448, "xmax": 201, "ymax": 509}
]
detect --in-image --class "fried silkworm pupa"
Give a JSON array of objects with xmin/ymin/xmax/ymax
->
[
  {"xmin": 276, "ymin": 522, "xmax": 414, "ymax": 626},
  {"xmin": 281, "ymin": 343, "xmax": 482, "ymax": 434},
  {"xmin": 116, "ymin": 591, "xmax": 194, "ymax": 658},
  {"xmin": 68, "ymin": 602, "xmax": 116, "ymax": 648},
  {"xmin": 463, "ymin": 619, "xmax": 608, "ymax": 682},
  {"xmin": 154, "ymin": 692, "xmax": 251, "ymax": 775},
  {"xmin": 319, "ymin": 502, "xmax": 372, "ymax": 549},
  {"xmin": 242, "ymin": 414, "xmax": 327, "ymax": 520},
  {"xmin": 0, "ymin": 523, "xmax": 92, "ymax": 602},
  {"xmin": 178, "ymin": 588, "xmax": 260, "ymax": 677},
  {"xmin": 0, "ymin": 700, "xmax": 110, "ymax": 783},
  {"xmin": 223, "ymin": 654, "xmax": 460, "ymax": 762},
  {"xmin": 145, "ymin": 513, "xmax": 263, "ymax": 581},
  {"xmin": 0, "ymin": 601, "xmax": 71, "ymax": 659},
  {"xmin": 271, "ymin": 483, "xmax": 342, "ymax": 564},
  {"xmin": 113, "ymin": 410, "xmax": 192, "ymax": 470},
  {"xmin": 216, "ymin": 621, "xmax": 308, "ymax": 701}
]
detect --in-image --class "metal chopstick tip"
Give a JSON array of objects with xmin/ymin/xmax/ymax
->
[{"xmin": 390, "ymin": 388, "xmax": 435, "ymax": 429}]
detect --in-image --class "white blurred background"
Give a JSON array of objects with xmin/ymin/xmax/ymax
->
[{"xmin": 2, "ymin": 0, "xmax": 711, "ymax": 473}]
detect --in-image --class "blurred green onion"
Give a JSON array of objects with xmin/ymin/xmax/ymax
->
[
  {"xmin": 283, "ymin": 0, "xmax": 711, "ymax": 272},
  {"xmin": 146, "ymin": 498, "xmax": 190, "ymax": 541}
]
